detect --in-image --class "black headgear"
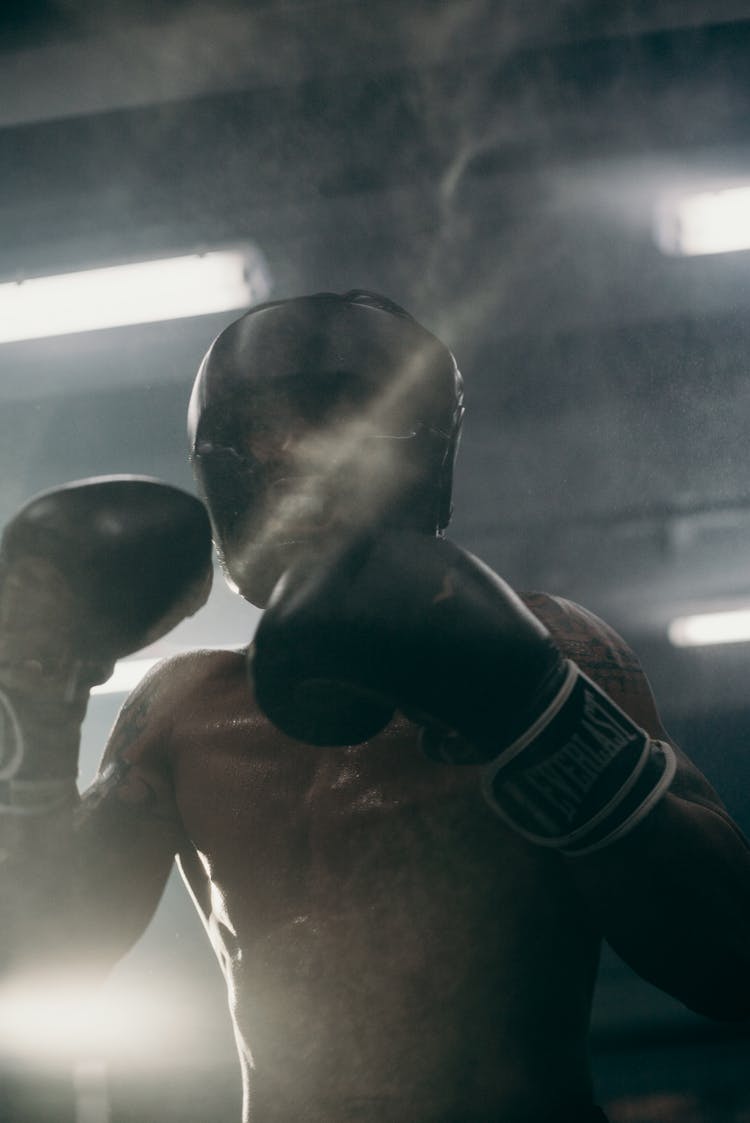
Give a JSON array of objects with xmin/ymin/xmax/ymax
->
[{"xmin": 188, "ymin": 290, "xmax": 464, "ymax": 602}]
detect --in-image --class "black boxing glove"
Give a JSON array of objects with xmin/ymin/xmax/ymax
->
[
  {"xmin": 250, "ymin": 531, "xmax": 675, "ymax": 855},
  {"xmin": 0, "ymin": 476, "xmax": 213, "ymax": 814}
]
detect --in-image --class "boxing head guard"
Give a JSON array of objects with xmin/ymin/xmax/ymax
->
[{"xmin": 188, "ymin": 290, "xmax": 464, "ymax": 605}]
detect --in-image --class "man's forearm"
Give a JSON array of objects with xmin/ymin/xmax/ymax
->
[
  {"xmin": 1, "ymin": 777, "xmax": 179, "ymax": 982},
  {"xmin": 0, "ymin": 798, "xmax": 84, "ymax": 974},
  {"xmin": 566, "ymin": 791, "xmax": 750, "ymax": 1020}
]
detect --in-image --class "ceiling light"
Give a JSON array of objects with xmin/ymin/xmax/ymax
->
[
  {"xmin": 668, "ymin": 607, "xmax": 750, "ymax": 647},
  {"xmin": 655, "ymin": 185, "xmax": 750, "ymax": 256},
  {"xmin": 0, "ymin": 247, "xmax": 270, "ymax": 344}
]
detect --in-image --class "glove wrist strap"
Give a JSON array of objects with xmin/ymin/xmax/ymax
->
[
  {"xmin": 0, "ymin": 685, "xmax": 79, "ymax": 815},
  {"xmin": 482, "ymin": 661, "xmax": 676, "ymax": 853}
]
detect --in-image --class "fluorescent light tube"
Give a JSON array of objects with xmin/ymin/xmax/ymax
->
[
  {"xmin": 0, "ymin": 248, "xmax": 270, "ymax": 344},
  {"xmin": 656, "ymin": 185, "xmax": 750, "ymax": 256},
  {"xmin": 668, "ymin": 607, "xmax": 750, "ymax": 647}
]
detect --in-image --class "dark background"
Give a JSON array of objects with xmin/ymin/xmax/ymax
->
[{"xmin": 1, "ymin": 2, "xmax": 750, "ymax": 1120}]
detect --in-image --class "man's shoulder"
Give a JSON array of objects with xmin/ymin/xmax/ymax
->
[
  {"xmin": 519, "ymin": 590, "xmax": 643, "ymax": 686},
  {"xmin": 117, "ymin": 647, "xmax": 249, "ymax": 729},
  {"xmin": 519, "ymin": 590, "xmax": 666, "ymax": 735},
  {"xmin": 142, "ymin": 646, "xmax": 249, "ymax": 706},
  {"xmin": 153, "ymin": 646, "xmax": 249, "ymax": 681}
]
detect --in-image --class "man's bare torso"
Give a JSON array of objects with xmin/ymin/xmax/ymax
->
[{"xmin": 117, "ymin": 593, "xmax": 647, "ymax": 1121}]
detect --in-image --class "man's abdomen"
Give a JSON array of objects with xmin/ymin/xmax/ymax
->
[{"xmin": 176, "ymin": 709, "xmax": 600, "ymax": 1121}]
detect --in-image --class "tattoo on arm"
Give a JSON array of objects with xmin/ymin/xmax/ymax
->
[
  {"xmin": 80, "ymin": 680, "xmax": 177, "ymax": 825},
  {"xmin": 101, "ymin": 688, "xmax": 153, "ymax": 764},
  {"xmin": 523, "ymin": 591, "xmax": 644, "ymax": 698}
]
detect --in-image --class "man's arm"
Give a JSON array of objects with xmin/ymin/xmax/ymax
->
[
  {"xmin": 530, "ymin": 593, "xmax": 750, "ymax": 1022},
  {"xmin": 0, "ymin": 477, "xmax": 212, "ymax": 983},
  {"xmin": 1, "ymin": 664, "xmax": 184, "ymax": 983}
]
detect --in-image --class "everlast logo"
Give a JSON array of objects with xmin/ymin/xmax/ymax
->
[{"xmin": 503, "ymin": 684, "xmax": 643, "ymax": 829}]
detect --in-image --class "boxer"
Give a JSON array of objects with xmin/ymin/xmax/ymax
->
[{"xmin": 2, "ymin": 292, "xmax": 750, "ymax": 1123}]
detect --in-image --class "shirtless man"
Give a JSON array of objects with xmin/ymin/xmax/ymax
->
[{"xmin": 2, "ymin": 291, "xmax": 750, "ymax": 1123}]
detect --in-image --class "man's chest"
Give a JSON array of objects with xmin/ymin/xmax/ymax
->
[{"xmin": 170, "ymin": 697, "xmax": 579, "ymax": 946}]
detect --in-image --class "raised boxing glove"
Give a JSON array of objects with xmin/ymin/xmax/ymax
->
[
  {"xmin": 0, "ymin": 476, "xmax": 213, "ymax": 814},
  {"xmin": 250, "ymin": 531, "xmax": 675, "ymax": 856}
]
